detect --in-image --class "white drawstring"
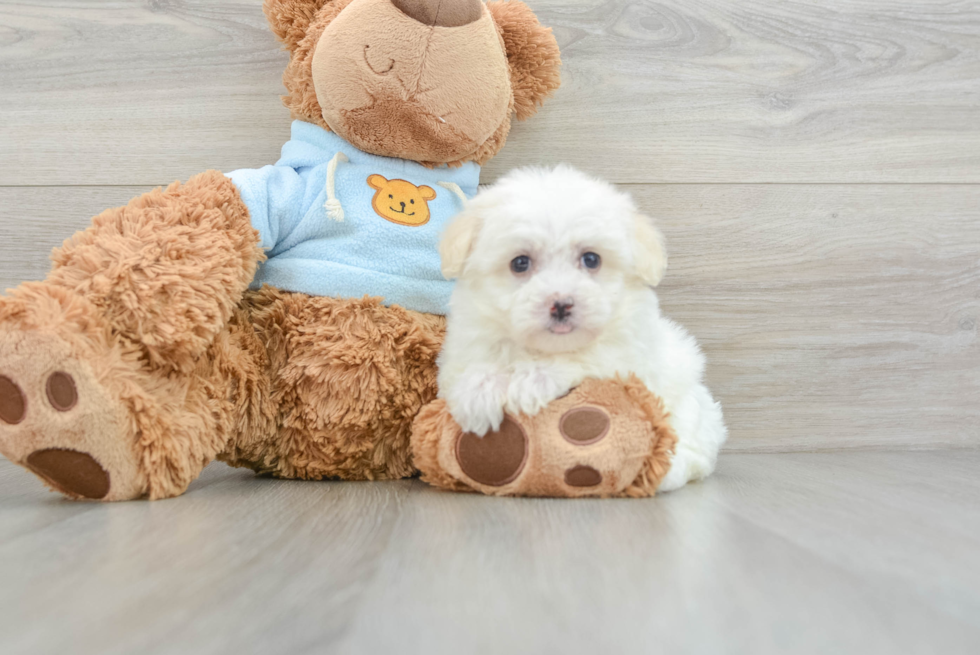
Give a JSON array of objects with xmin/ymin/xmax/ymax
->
[
  {"xmin": 323, "ymin": 151, "xmax": 349, "ymax": 221},
  {"xmin": 437, "ymin": 181, "xmax": 469, "ymax": 208}
]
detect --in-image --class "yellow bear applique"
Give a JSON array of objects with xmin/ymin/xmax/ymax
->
[{"xmin": 367, "ymin": 175, "xmax": 437, "ymax": 227}]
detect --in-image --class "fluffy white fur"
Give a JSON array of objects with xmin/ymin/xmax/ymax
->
[{"xmin": 437, "ymin": 165, "xmax": 727, "ymax": 492}]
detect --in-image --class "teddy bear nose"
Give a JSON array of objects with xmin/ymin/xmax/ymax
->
[{"xmin": 391, "ymin": 0, "xmax": 482, "ymax": 27}]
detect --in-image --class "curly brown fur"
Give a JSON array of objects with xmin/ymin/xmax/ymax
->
[
  {"xmin": 0, "ymin": 282, "xmax": 245, "ymax": 500},
  {"xmin": 618, "ymin": 376, "xmax": 678, "ymax": 498},
  {"xmin": 0, "ymin": 175, "xmax": 266, "ymax": 499},
  {"xmin": 411, "ymin": 398, "xmax": 474, "ymax": 492},
  {"xmin": 264, "ymin": 0, "xmax": 335, "ymax": 51},
  {"xmin": 47, "ymin": 171, "xmax": 262, "ymax": 374},
  {"xmin": 0, "ymin": 276, "xmax": 444, "ymax": 499},
  {"xmin": 219, "ymin": 287, "xmax": 446, "ymax": 481}
]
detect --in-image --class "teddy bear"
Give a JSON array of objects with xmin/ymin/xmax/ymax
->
[{"xmin": 0, "ymin": 0, "xmax": 677, "ymax": 501}]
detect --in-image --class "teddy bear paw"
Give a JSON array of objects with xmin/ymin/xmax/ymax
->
[
  {"xmin": 453, "ymin": 402, "xmax": 617, "ymax": 495},
  {"xmin": 414, "ymin": 377, "xmax": 677, "ymax": 498},
  {"xmin": 0, "ymin": 327, "xmax": 143, "ymax": 501}
]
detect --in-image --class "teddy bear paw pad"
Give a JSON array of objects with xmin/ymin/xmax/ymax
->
[
  {"xmin": 45, "ymin": 371, "xmax": 78, "ymax": 411},
  {"xmin": 564, "ymin": 465, "xmax": 603, "ymax": 488},
  {"xmin": 3, "ymin": 370, "xmax": 105, "ymax": 499},
  {"xmin": 0, "ymin": 375, "xmax": 27, "ymax": 425},
  {"xmin": 455, "ymin": 416, "xmax": 529, "ymax": 487},
  {"xmin": 26, "ymin": 448, "xmax": 110, "ymax": 500},
  {"xmin": 559, "ymin": 406, "xmax": 611, "ymax": 445}
]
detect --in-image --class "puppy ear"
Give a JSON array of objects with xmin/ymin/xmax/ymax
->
[
  {"xmin": 263, "ymin": 0, "xmax": 333, "ymax": 51},
  {"xmin": 633, "ymin": 213, "xmax": 668, "ymax": 286},
  {"xmin": 440, "ymin": 215, "xmax": 483, "ymax": 280},
  {"xmin": 486, "ymin": 1, "xmax": 562, "ymax": 121}
]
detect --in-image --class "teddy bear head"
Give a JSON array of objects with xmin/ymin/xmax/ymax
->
[{"xmin": 264, "ymin": 0, "xmax": 561, "ymax": 167}]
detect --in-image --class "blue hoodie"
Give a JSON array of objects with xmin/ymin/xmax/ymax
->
[{"xmin": 227, "ymin": 121, "xmax": 479, "ymax": 315}]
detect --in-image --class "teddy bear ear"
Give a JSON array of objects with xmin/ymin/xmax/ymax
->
[
  {"xmin": 487, "ymin": 1, "xmax": 562, "ymax": 121},
  {"xmin": 263, "ymin": 0, "xmax": 333, "ymax": 51}
]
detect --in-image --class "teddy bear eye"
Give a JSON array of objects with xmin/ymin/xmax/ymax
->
[
  {"xmin": 410, "ymin": 199, "xmax": 415, "ymax": 204},
  {"xmin": 389, "ymin": 194, "xmax": 393, "ymax": 199},
  {"xmin": 510, "ymin": 255, "xmax": 531, "ymax": 274},
  {"xmin": 581, "ymin": 252, "xmax": 601, "ymax": 270}
]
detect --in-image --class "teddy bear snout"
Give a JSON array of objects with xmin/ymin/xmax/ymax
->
[{"xmin": 391, "ymin": 0, "xmax": 482, "ymax": 27}]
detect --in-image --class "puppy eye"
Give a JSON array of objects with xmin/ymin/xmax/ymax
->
[
  {"xmin": 389, "ymin": 194, "xmax": 393, "ymax": 199},
  {"xmin": 581, "ymin": 252, "xmax": 602, "ymax": 270},
  {"xmin": 410, "ymin": 199, "xmax": 415, "ymax": 204},
  {"xmin": 510, "ymin": 255, "xmax": 531, "ymax": 274}
]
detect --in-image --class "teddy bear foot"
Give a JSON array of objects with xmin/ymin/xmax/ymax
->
[
  {"xmin": 0, "ymin": 331, "xmax": 143, "ymax": 500},
  {"xmin": 412, "ymin": 376, "xmax": 678, "ymax": 498},
  {"xmin": 0, "ymin": 289, "xmax": 145, "ymax": 501}
]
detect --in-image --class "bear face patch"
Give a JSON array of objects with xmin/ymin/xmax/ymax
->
[{"xmin": 367, "ymin": 175, "xmax": 436, "ymax": 226}]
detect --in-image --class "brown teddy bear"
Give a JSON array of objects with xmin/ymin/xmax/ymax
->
[{"xmin": 0, "ymin": 0, "xmax": 676, "ymax": 501}]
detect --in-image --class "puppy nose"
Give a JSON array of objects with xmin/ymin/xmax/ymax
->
[
  {"xmin": 400, "ymin": 201, "xmax": 406, "ymax": 209},
  {"xmin": 391, "ymin": 0, "xmax": 483, "ymax": 27},
  {"xmin": 551, "ymin": 300, "xmax": 574, "ymax": 322}
]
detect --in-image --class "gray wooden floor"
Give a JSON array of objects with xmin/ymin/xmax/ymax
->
[
  {"xmin": 1, "ymin": 1, "xmax": 979, "ymax": 653},
  {"xmin": 1, "ymin": 451, "xmax": 978, "ymax": 655}
]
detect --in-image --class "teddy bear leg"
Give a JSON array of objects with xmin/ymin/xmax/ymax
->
[
  {"xmin": 412, "ymin": 377, "xmax": 678, "ymax": 498},
  {"xmin": 0, "ymin": 172, "xmax": 264, "ymax": 500},
  {"xmin": 217, "ymin": 291, "xmax": 445, "ymax": 481}
]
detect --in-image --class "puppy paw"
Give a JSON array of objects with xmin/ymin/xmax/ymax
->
[
  {"xmin": 504, "ymin": 363, "xmax": 570, "ymax": 418},
  {"xmin": 656, "ymin": 444, "xmax": 713, "ymax": 493},
  {"xmin": 446, "ymin": 368, "xmax": 509, "ymax": 437}
]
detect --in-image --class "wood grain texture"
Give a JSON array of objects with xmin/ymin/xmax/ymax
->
[
  {"xmin": 1, "ymin": 0, "xmax": 979, "ymax": 185},
  {"xmin": 1, "ymin": 184, "xmax": 976, "ymax": 451},
  {"xmin": 0, "ymin": 452, "xmax": 978, "ymax": 654},
  {"xmin": 640, "ymin": 183, "xmax": 980, "ymax": 451}
]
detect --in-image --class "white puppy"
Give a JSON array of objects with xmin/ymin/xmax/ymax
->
[{"xmin": 436, "ymin": 165, "xmax": 727, "ymax": 491}]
